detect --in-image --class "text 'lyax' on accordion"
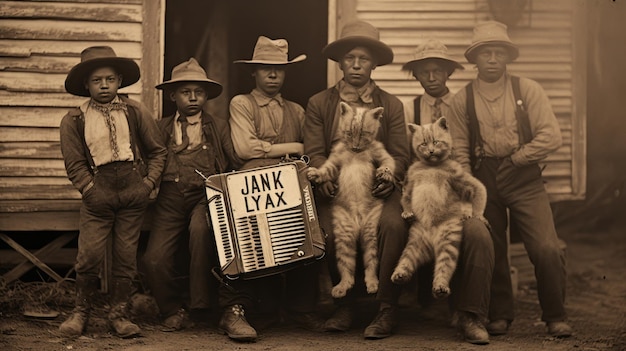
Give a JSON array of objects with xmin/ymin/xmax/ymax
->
[{"xmin": 204, "ymin": 160, "xmax": 325, "ymax": 280}]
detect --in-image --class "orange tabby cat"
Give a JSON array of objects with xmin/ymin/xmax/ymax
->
[
  {"xmin": 307, "ymin": 102, "xmax": 395, "ymax": 298},
  {"xmin": 392, "ymin": 117, "xmax": 487, "ymax": 298}
]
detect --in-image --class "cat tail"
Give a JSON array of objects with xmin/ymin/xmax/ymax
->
[
  {"xmin": 431, "ymin": 219, "xmax": 463, "ymax": 298},
  {"xmin": 391, "ymin": 224, "xmax": 432, "ymax": 285},
  {"xmin": 331, "ymin": 208, "xmax": 358, "ymax": 298}
]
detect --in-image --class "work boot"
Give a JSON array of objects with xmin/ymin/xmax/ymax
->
[
  {"xmin": 218, "ymin": 305, "xmax": 257, "ymax": 342},
  {"xmin": 162, "ymin": 308, "xmax": 194, "ymax": 332},
  {"xmin": 363, "ymin": 305, "xmax": 397, "ymax": 339},
  {"xmin": 59, "ymin": 275, "xmax": 98, "ymax": 337},
  {"xmin": 486, "ymin": 319, "xmax": 510, "ymax": 336},
  {"xmin": 323, "ymin": 305, "xmax": 353, "ymax": 332},
  {"xmin": 547, "ymin": 321, "xmax": 572, "ymax": 337},
  {"xmin": 287, "ymin": 311, "xmax": 325, "ymax": 332},
  {"xmin": 458, "ymin": 311, "xmax": 489, "ymax": 345},
  {"xmin": 108, "ymin": 279, "xmax": 141, "ymax": 338}
]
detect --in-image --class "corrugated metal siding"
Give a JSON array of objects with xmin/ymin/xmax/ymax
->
[
  {"xmin": 0, "ymin": 0, "xmax": 147, "ymax": 221},
  {"xmin": 355, "ymin": 0, "xmax": 582, "ymax": 201}
]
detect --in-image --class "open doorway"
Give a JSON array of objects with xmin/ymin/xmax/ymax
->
[{"xmin": 163, "ymin": 0, "xmax": 328, "ymax": 118}]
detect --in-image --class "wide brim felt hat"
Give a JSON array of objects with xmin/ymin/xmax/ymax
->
[
  {"xmin": 65, "ymin": 46, "xmax": 140, "ymax": 97},
  {"xmin": 402, "ymin": 39, "xmax": 464, "ymax": 73},
  {"xmin": 156, "ymin": 57, "xmax": 223, "ymax": 99},
  {"xmin": 464, "ymin": 21, "xmax": 519, "ymax": 64},
  {"xmin": 322, "ymin": 20, "xmax": 394, "ymax": 66},
  {"xmin": 234, "ymin": 36, "xmax": 306, "ymax": 65}
]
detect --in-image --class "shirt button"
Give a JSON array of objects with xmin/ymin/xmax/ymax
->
[
  {"xmin": 202, "ymin": 145, "xmax": 207, "ymax": 150},
  {"xmin": 174, "ymin": 177, "xmax": 179, "ymax": 182}
]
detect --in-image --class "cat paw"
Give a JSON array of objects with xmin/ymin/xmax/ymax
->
[
  {"xmin": 365, "ymin": 278, "xmax": 379, "ymax": 294},
  {"xmin": 375, "ymin": 167, "xmax": 394, "ymax": 182},
  {"xmin": 331, "ymin": 283, "xmax": 351, "ymax": 299},
  {"xmin": 401, "ymin": 211, "xmax": 415, "ymax": 221},
  {"xmin": 432, "ymin": 285, "xmax": 451, "ymax": 299},
  {"xmin": 307, "ymin": 168, "xmax": 321, "ymax": 183},
  {"xmin": 391, "ymin": 270, "xmax": 411, "ymax": 285}
]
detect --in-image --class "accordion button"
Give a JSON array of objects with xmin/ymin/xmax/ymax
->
[{"xmin": 297, "ymin": 250, "xmax": 305, "ymax": 257}]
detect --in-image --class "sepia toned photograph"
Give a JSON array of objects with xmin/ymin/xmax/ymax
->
[{"xmin": 0, "ymin": 0, "xmax": 624, "ymax": 350}]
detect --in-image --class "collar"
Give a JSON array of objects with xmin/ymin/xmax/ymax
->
[
  {"xmin": 422, "ymin": 90, "xmax": 453, "ymax": 106},
  {"xmin": 251, "ymin": 88, "xmax": 284, "ymax": 107},
  {"xmin": 175, "ymin": 110, "xmax": 202, "ymax": 124},
  {"xmin": 81, "ymin": 95, "xmax": 124, "ymax": 113},
  {"xmin": 337, "ymin": 79, "xmax": 375, "ymax": 104}
]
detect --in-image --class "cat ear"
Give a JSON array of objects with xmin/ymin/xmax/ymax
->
[
  {"xmin": 370, "ymin": 107, "xmax": 384, "ymax": 120},
  {"xmin": 407, "ymin": 123, "xmax": 419, "ymax": 134},
  {"xmin": 339, "ymin": 102, "xmax": 352, "ymax": 116},
  {"xmin": 436, "ymin": 116, "xmax": 448, "ymax": 130}
]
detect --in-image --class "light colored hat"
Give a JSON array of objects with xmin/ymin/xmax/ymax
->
[
  {"xmin": 402, "ymin": 39, "xmax": 464, "ymax": 74},
  {"xmin": 322, "ymin": 20, "xmax": 394, "ymax": 66},
  {"xmin": 233, "ymin": 36, "xmax": 306, "ymax": 65},
  {"xmin": 464, "ymin": 21, "xmax": 519, "ymax": 64},
  {"xmin": 155, "ymin": 58, "xmax": 223, "ymax": 99},
  {"xmin": 65, "ymin": 46, "xmax": 140, "ymax": 97}
]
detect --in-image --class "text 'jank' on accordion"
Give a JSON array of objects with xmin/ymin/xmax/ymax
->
[{"xmin": 203, "ymin": 160, "xmax": 325, "ymax": 280}]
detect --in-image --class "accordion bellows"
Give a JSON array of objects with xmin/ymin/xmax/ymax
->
[{"xmin": 204, "ymin": 160, "xmax": 325, "ymax": 279}]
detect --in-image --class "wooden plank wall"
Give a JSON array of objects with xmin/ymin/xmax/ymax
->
[
  {"xmin": 355, "ymin": 0, "xmax": 584, "ymax": 201},
  {"xmin": 0, "ymin": 0, "xmax": 155, "ymax": 230}
]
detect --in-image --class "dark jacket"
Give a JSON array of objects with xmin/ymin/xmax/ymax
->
[
  {"xmin": 59, "ymin": 95, "xmax": 167, "ymax": 193},
  {"xmin": 303, "ymin": 83, "xmax": 410, "ymax": 182},
  {"xmin": 158, "ymin": 111, "xmax": 242, "ymax": 177}
]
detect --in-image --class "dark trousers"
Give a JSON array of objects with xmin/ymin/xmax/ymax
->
[
  {"xmin": 474, "ymin": 158, "xmax": 567, "ymax": 323},
  {"xmin": 317, "ymin": 188, "xmax": 409, "ymax": 306},
  {"xmin": 76, "ymin": 161, "xmax": 149, "ymax": 281},
  {"xmin": 142, "ymin": 182, "xmax": 218, "ymax": 317}
]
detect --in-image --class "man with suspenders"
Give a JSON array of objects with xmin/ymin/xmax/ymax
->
[{"xmin": 447, "ymin": 21, "xmax": 572, "ymax": 338}]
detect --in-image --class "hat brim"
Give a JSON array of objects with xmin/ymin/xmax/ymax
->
[
  {"xmin": 322, "ymin": 37, "xmax": 394, "ymax": 66},
  {"xmin": 233, "ymin": 54, "xmax": 307, "ymax": 65},
  {"xmin": 464, "ymin": 41, "xmax": 519, "ymax": 63},
  {"xmin": 155, "ymin": 79, "xmax": 223, "ymax": 99},
  {"xmin": 402, "ymin": 57, "xmax": 465, "ymax": 73},
  {"xmin": 65, "ymin": 57, "xmax": 140, "ymax": 97}
]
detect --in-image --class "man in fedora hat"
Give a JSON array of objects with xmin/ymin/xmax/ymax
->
[
  {"xmin": 401, "ymin": 38, "xmax": 495, "ymax": 345},
  {"xmin": 213, "ymin": 36, "xmax": 324, "ymax": 342},
  {"xmin": 448, "ymin": 21, "xmax": 572, "ymax": 338},
  {"xmin": 230, "ymin": 35, "xmax": 307, "ymax": 169},
  {"xmin": 59, "ymin": 46, "xmax": 167, "ymax": 338},
  {"xmin": 142, "ymin": 58, "xmax": 242, "ymax": 332},
  {"xmin": 304, "ymin": 20, "xmax": 410, "ymax": 340}
]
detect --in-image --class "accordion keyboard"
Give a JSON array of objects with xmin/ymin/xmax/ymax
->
[{"xmin": 206, "ymin": 189, "xmax": 235, "ymax": 266}]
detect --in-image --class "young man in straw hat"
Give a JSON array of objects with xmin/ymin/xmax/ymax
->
[
  {"xmin": 59, "ymin": 46, "xmax": 167, "ymax": 338},
  {"xmin": 212, "ymin": 36, "xmax": 324, "ymax": 342},
  {"xmin": 304, "ymin": 20, "xmax": 410, "ymax": 340},
  {"xmin": 402, "ymin": 38, "xmax": 495, "ymax": 345},
  {"xmin": 142, "ymin": 58, "xmax": 242, "ymax": 332},
  {"xmin": 447, "ymin": 21, "xmax": 572, "ymax": 338}
]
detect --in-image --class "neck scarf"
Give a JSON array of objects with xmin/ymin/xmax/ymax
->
[{"xmin": 88, "ymin": 98, "xmax": 128, "ymax": 159}]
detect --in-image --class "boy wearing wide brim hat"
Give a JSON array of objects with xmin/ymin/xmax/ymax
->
[
  {"xmin": 303, "ymin": 20, "xmax": 410, "ymax": 340},
  {"xmin": 402, "ymin": 38, "xmax": 465, "ymax": 126},
  {"xmin": 59, "ymin": 46, "xmax": 167, "ymax": 338},
  {"xmin": 142, "ymin": 57, "xmax": 242, "ymax": 332},
  {"xmin": 217, "ymin": 36, "xmax": 324, "ymax": 342},
  {"xmin": 447, "ymin": 21, "xmax": 571, "ymax": 340}
]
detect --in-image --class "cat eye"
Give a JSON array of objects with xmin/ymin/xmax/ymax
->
[{"xmin": 433, "ymin": 140, "xmax": 439, "ymax": 145}]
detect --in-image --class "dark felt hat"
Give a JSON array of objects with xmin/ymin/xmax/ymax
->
[
  {"xmin": 65, "ymin": 46, "xmax": 140, "ymax": 97},
  {"xmin": 322, "ymin": 20, "xmax": 394, "ymax": 66}
]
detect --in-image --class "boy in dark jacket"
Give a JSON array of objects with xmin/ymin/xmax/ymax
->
[
  {"xmin": 59, "ymin": 46, "xmax": 167, "ymax": 338},
  {"xmin": 142, "ymin": 58, "xmax": 242, "ymax": 331}
]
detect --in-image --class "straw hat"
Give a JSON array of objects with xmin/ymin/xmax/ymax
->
[
  {"xmin": 234, "ymin": 36, "xmax": 306, "ymax": 65},
  {"xmin": 65, "ymin": 46, "xmax": 140, "ymax": 97},
  {"xmin": 464, "ymin": 21, "xmax": 519, "ymax": 63},
  {"xmin": 402, "ymin": 39, "xmax": 464, "ymax": 74},
  {"xmin": 322, "ymin": 20, "xmax": 394, "ymax": 66},
  {"xmin": 155, "ymin": 58, "xmax": 223, "ymax": 99}
]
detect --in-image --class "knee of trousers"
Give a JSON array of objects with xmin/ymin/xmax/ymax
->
[
  {"xmin": 527, "ymin": 240, "xmax": 565, "ymax": 265},
  {"xmin": 463, "ymin": 218, "xmax": 493, "ymax": 245}
]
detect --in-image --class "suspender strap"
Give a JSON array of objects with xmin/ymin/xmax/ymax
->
[
  {"xmin": 465, "ymin": 83, "xmax": 484, "ymax": 171},
  {"xmin": 413, "ymin": 95, "xmax": 422, "ymax": 125},
  {"xmin": 510, "ymin": 75, "xmax": 533, "ymax": 144}
]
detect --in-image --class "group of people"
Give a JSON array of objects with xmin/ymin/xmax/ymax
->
[{"xmin": 58, "ymin": 18, "xmax": 571, "ymax": 345}]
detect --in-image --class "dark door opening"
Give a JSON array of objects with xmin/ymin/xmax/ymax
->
[{"xmin": 163, "ymin": 0, "xmax": 328, "ymax": 118}]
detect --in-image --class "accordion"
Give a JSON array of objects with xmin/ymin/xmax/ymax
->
[{"xmin": 204, "ymin": 160, "xmax": 325, "ymax": 280}]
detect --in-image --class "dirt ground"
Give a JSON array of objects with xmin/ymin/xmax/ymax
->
[{"xmin": 1, "ymin": 220, "xmax": 625, "ymax": 351}]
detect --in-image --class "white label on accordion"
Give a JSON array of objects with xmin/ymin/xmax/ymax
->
[{"xmin": 226, "ymin": 164, "xmax": 302, "ymax": 217}]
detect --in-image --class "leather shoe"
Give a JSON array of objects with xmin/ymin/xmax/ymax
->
[
  {"xmin": 458, "ymin": 311, "xmax": 489, "ymax": 345},
  {"xmin": 547, "ymin": 321, "xmax": 572, "ymax": 337},
  {"xmin": 288, "ymin": 312, "xmax": 325, "ymax": 332},
  {"xmin": 486, "ymin": 319, "xmax": 510, "ymax": 336},
  {"xmin": 218, "ymin": 305, "xmax": 257, "ymax": 342},
  {"xmin": 363, "ymin": 306, "xmax": 397, "ymax": 339},
  {"xmin": 161, "ymin": 308, "xmax": 194, "ymax": 332},
  {"xmin": 323, "ymin": 306, "xmax": 353, "ymax": 332}
]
